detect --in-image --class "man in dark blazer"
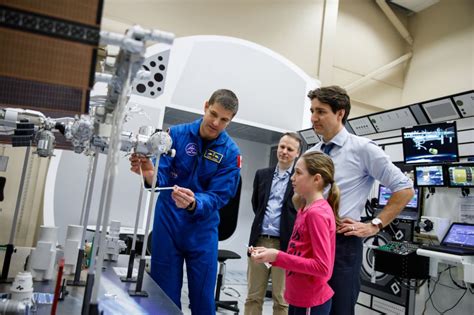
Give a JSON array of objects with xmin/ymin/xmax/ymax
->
[{"xmin": 244, "ymin": 132, "xmax": 301, "ymax": 315}]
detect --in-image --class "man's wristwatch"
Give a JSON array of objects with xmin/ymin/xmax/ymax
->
[{"xmin": 371, "ymin": 217, "xmax": 383, "ymax": 231}]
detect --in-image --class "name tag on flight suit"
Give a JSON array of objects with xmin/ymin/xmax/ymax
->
[{"xmin": 203, "ymin": 149, "xmax": 223, "ymax": 163}]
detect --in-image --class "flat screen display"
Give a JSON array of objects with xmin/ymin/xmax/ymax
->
[
  {"xmin": 414, "ymin": 165, "xmax": 446, "ymax": 187},
  {"xmin": 447, "ymin": 164, "xmax": 474, "ymax": 188},
  {"xmin": 442, "ymin": 223, "xmax": 474, "ymax": 248},
  {"xmin": 378, "ymin": 185, "xmax": 419, "ymax": 209},
  {"xmin": 402, "ymin": 122, "xmax": 458, "ymax": 164},
  {"xmin": 377, "ymin": 185, "xmax": 420, "ymax": 220}
]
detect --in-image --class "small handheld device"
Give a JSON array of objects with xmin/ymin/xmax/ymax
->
[{"xmin": 247, "ymin": 245, "xmax": 271, "ymax": 268}]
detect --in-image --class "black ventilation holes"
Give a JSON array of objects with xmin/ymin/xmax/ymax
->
[
  {"xmin": 136, "ymin": 84, "xmax": 146, "ymax": 93},
  {"xmin": 154, "ymin": 73, "xmax": 164, "ymax": 82}
]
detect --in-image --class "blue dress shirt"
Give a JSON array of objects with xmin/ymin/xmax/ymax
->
[
  {"xmin": 307, "ymin": 128, "xmax": 412, "ymax": 220},
  {"xmin": 261, "ymin": 167, "xmax": 292, "ymax": 237}
]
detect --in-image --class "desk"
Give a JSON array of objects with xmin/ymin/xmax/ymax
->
[{"xmin": 0, "ymin": 255, "xmax": 182, "ymax": 314}]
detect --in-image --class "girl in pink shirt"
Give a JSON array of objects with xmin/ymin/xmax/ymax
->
[{"xmin": 250, "ymin": 151, "xmax": 340, "ymax": 315}]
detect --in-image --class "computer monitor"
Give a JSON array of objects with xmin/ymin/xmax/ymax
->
[
  {"xmin": 402, "ymin": 122, "xmax": 459, "ymax": 164},
  {"xmin": 447, "ymin": 163, "xmax": 474, "ymax": 188},
  {"xmin": 377, "ymin": 185, "xmax": 420, "ymax": 220},
  {"xmin": 378, "ymin": 185, "xmax": 419, "ymax": 209},
  {"xmin": 442, "ymin": 223, "xmax": 474, "ymax": 248},
  {"xmin": 298, "ymin": 128, "xmax": 320, "ymax": 146},
  {"xmin": 414, "ymin": 165, "xmax": 446, "ymax": 187}
]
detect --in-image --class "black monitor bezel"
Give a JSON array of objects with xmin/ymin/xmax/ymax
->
[
  {"xmin": 401, "ymin": 121, "xmax": 459, "ymax": 165},
  {"xmin": 446, "ymin": 162, "xmax": 474, "ymax": 188},
  {"xmin": 414, "ymin": 164, "xmax": 448, "ymax": 187}
]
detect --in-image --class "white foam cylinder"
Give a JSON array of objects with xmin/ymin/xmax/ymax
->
[
  {"xmin": 38, "ymin": 225, "xmax": 58, "ymax": 245},
  {"xmin": 110, "ymin": 220, "xmax": 120, "ymax": 231},
  {"xmin": 66, "ymin": 224, "xmax": 83, "ymax": 241},
  {"xmin": 63, "ymin": 225, "xmax": 84, "ymax": 274},
  {"xmin": 109, "ymin": 220, "xmax": 121, "ymax": 237},
  {"xmin": 104, "ymin": 220, "xmax": 125, "ymax": 262},
  {"xmin": 29, "ymin": 226, "xmax": 58, "ymax": 280}
]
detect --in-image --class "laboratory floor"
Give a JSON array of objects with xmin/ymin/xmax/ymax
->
[{"xmin": 179, "ymin": 270, "xmax": 380, "ymax": 315}]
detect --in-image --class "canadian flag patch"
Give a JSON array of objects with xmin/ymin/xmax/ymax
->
[{"xmin": 237, "ymin": 155, "xmax": 242, "ymax": 168}]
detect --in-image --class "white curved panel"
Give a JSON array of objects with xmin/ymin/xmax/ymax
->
[
  {"xmin": 43, "ymin": 150, "xmax": 62, "ymax": 227},
  {"xmin": 46, "ymin": 35, "xmax": 318, "ymax": 245},
  {"xmin": 131, "ymin": 35, "xmax": 319, "ymax": 132}
]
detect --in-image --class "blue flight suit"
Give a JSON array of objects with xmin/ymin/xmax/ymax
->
[{"xmin": 150, "ymin": 118, "xmax": 240, "ymax": 314}]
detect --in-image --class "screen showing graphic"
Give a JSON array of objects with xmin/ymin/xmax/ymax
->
[
  {"xmin": 402, "ymin": 122, "xmax": 458, "ymax": 164},
  {"xmin": 378, "ymin": 185, "xmax": 419, "ymax": 209},
  {"xmin": 414, "ymin": 165, "xmax": 446, "ymax": 187},
  {"xmin": 443, "ymin": 224, "xmax": 474, "ymax": 247},
  {"xmin": 448, "ymin": 164, "xmax": 474, "ymax": 188}
]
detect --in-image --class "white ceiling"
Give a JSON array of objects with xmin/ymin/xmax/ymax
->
[{"xmin": 389, "ymin": 0, "xmax": 440, "ymax": 12}]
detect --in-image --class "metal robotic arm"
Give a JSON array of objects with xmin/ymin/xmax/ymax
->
[
  {"xmin": 0, "ymin": 108, "xmax": 49, "ymax": 129},
  {"xmin": 0, "ymin": 107, "xmax": 174, "ymax": 157},
  {"xmin": 1, "ymin": 24, "xmax": 175, "ymax": 157},
  {"xmin": 118, "ymin": 126, "xmax": 175, "ymax": 157},
  {"xmin": 0, "ymin": 107, "xmax": 65, "ymax": 157}
]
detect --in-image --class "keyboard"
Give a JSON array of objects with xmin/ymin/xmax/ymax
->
[{"xmin": 419, "ymin": 244, "xmax": 474, "ymax": 256}]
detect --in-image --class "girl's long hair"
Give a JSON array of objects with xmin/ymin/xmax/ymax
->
[{"xmin": 301, "ymin": 151, "xmax": 341, "ymax": 225}]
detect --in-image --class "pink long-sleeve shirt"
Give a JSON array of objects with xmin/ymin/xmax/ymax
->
[{"xmin": 272, "ymin": 198, "xmax": 336, "ymax": 308}]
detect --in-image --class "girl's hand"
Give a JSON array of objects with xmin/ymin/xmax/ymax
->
[
  {"xmin": 248, "ymin": 246, "xmax": 264, "ymax": 255},
  {"xmin": 250, "ymin": 247, "xmax": 279, "ymax": 264}
]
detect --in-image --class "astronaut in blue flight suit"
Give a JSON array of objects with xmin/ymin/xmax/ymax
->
[{"xmin": 130, "ymin": 89, "xmax": 241, "ymax": 314}]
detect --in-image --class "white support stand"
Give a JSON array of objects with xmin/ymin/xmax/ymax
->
[
  {"xmin": 416, "ymin": 249, "xmax": 474, "ymax": 283},
  {"xmin": 28, "ymin": 226, "xmax": 58, "ymax": 281},
  {"xmin": 63, "ymin": 225, "xmax": 83, "ymax": 275},
  {"xmin": 104, "ymin": 220, "xmax": 126, "ymax": 262}
]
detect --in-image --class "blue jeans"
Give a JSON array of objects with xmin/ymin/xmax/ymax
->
[
  {"xmin": 328, "ymin": 235, "xmax": 363, "ymax": 315},
  {"xmin": 288, "ymin": 299, "xmax": 332, "ymax": 315}
]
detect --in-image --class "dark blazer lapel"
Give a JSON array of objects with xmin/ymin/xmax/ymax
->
[
  {"xmin": 282, "ymin": 180, "xmax": 292, "ymax": 203},
  {"xmin": 282, "ymin": 168, "xmax": 294, "ymax": 203},
  {"xmin": 262, "ymin": 167, "xmax": 274, "ymax": 206}
]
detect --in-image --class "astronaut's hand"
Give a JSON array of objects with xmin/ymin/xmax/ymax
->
[
  {"xmin": 129, "ymin": 153, "xmax": 155, "ymax": 184},
  {"xmin": 172, "ymin": 186, "xmax": 196, "ymax": 211}
]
